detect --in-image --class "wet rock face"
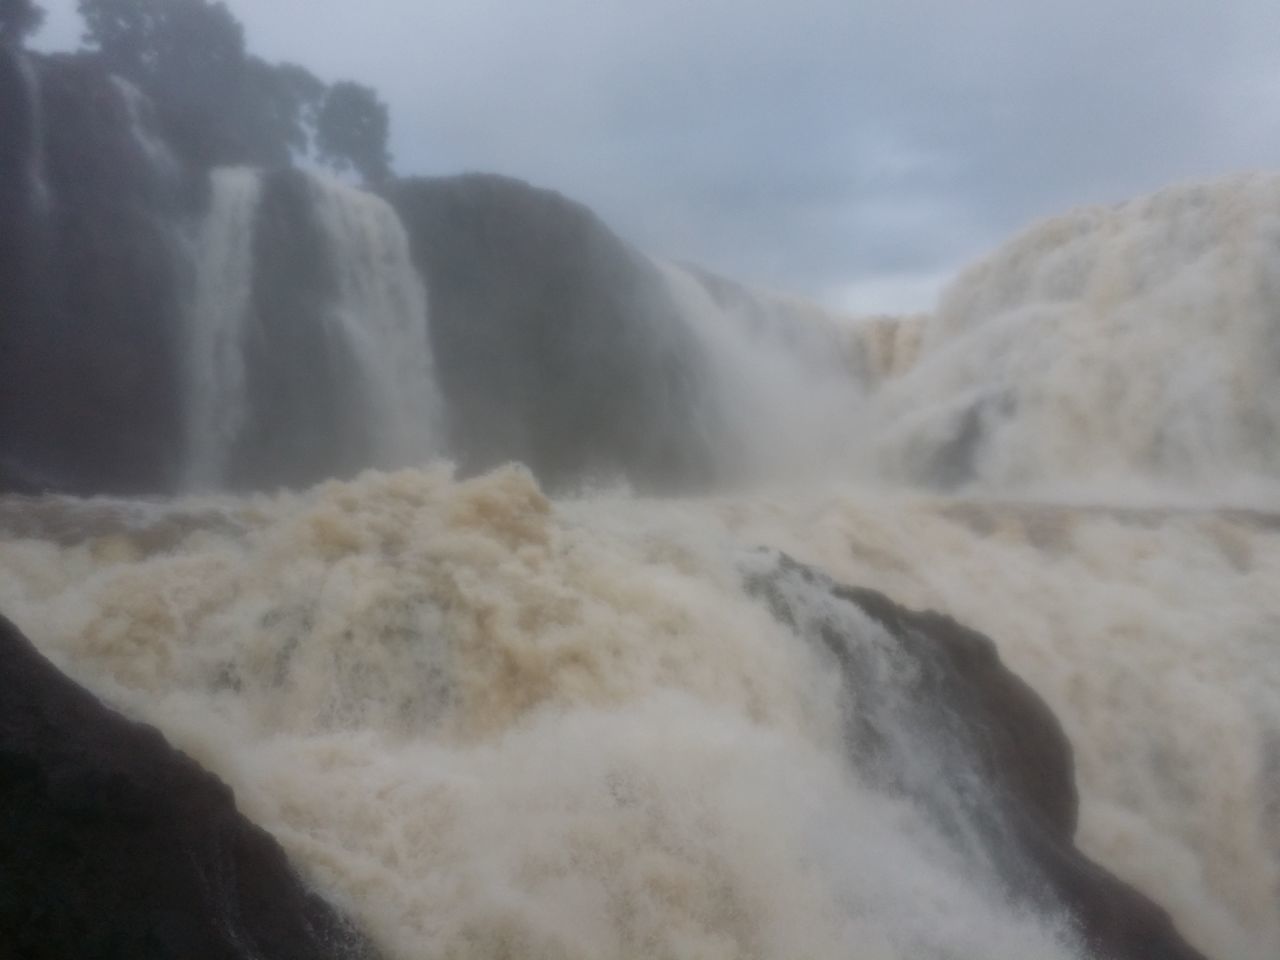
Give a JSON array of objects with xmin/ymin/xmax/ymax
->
[
  {"xmin": 391, "ymin": 173, "xmax": 718, "ymax": 494},
  {"xmin": 0, "ymin": 613, "xmax": 381, "ymax": 960},
  {"xmin": 0, "ymin": 49, "xmax": 760, "ymax": 499},
  {"xmin": 744, "ymin": 553, "xmax": 1209, "ymax": 960},
  {"xmin": 0, "ymin": 48, "xmax": 50, "ymax": 494},
  {"xmin": 0, "ymin": 51, "xmax": 189, "ymax": 497}
]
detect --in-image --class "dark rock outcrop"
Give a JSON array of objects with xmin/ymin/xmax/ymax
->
[
  {"xmin": 0, "ymin": 50, "xmax": 191, "ymax": 497},
  {"xmin": 391, "ymin": 174, "xmax": 720, "ymax": 493},
  {"xmin": 0, "ymin": 613, "xmax": 380, "ymax": 960},
  {"xmin": 744, "ymin": 553, "xmax": 1209, "ymax": 960}
]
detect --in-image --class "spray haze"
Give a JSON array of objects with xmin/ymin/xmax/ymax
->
[{"xmin": 4, "ymin": 3, "xmax": 1279, "ymax": 959}]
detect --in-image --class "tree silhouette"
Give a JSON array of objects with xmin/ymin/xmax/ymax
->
[
  {"xmin": 77, "ymin": 0, "xmax": 392, "ymax": 176},
  {"xmin": 0, "ymin": 0, "xmax": 44, "ymax": 45},
  {"xmin": 316, "ymin": 81, "xmax": 392, "ymax": 186}
]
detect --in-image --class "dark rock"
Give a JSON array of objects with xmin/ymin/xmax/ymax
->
[
  {"xmin": 391, "ymin": 173, "xmax": 719, "ymax": 493},
  {"xmin": 0, "ymin": 51, "xmax": 191, "ymax": 497},
  {"xmin": 0, "ymin": 613, "xmax": 381, "ymax": 960},
  {"xmin": 744, "ymin": 552, "xmax": 1209, "ymax": 960},
  {"xmin": 0, "ymin": 48, "xmax": 49, "ymax": 495}
]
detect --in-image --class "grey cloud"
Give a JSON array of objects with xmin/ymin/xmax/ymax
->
[{"xmin": 34, "ymin": 0, "xmax": 1280, "ymax": 311}]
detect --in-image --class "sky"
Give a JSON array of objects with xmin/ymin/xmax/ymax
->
[{"xmin": 33, "ymin": 0, "xmax": 1280, "ymax": 313}]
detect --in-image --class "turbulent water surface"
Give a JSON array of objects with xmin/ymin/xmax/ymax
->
[
  {"xmin": 869, "ymin": 174, "xmax": 1280, "ymax": 495},
  {"xmin": 3, "ymin": 169, "xmax": 1280, "ymax": 959},
  {"xmin": 2, "ymin": 469, "xmax": 1277, "ymax": 959}
]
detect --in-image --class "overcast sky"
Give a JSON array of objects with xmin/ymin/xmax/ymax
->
[{"xmin": 33, "ymin": 1, "xmax": 1280, "ymax": 312}]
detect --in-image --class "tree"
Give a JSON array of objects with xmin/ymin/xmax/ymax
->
[
  {"xmin": 265, "ymin": 61, "xmax": 327, "ymax": 156},
  {"xmin": 77, "ymin": 0, "xmax": 394, "ymax": 176},
  {"xmin": 79, "ymin": 0, "xmax": 245, "ymax": 81},
  {"xmin": 79, "ymin": 0, "xmax": 250, "ymax": 164},
  {"xmin": 0, "ymin": 0, "xmax": 44, "ymax": 45},
  {"xmin": 316, "ymin": 81, "xmax": 391, "ymax": 187},
  {"xmin": 230, "ymin": 57, "xmax": 325, "ymax": 167}
]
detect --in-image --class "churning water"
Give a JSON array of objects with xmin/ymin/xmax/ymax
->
[{"xmin": 4, "ymin": 174, "xmax": 1279, "ymax": 959}]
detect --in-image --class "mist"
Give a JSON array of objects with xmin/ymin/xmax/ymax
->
[{"xmin": 1, "ymin": 3, "xmax": 1277, "ymax": 960}]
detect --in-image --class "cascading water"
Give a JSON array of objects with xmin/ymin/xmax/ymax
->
[
  {"xmin": 15, "ymin": 52, "xmax": 49, "ymax": 216},
  {"xmin": 184, "ymin": 167, "xmax": 265, "ymax": 488},
  {"xmin": 0, "ymin": 469, "xmax": 1091, "ymax": 960},
  {"xmin": 656, "ymin": 261, "xmax": 873, "ymax": 482},
  {"xmin": 868, "ymin": 174, "xmax": 1280, "ymax": 499},
  {"xmin": 307, "ymin": 173, "xmax": 443, "ymax": 469},
  {"xmin": 4, "ymin": 469, "xmax": 1275, "ymax": 959},
  {"xmin": 845, "ymin": 312, "xmax": 927, "ymax": 385},
  {"xmin": 183, "ymin": 168, "xmax": 442, "ymax": 489},
  {"xmin": 109, "ymin": 75, "xmax": 180, "ymax": 181},
  {"xmin": 8, "ymin": 142, "xmax": 1280, "ymax": 960}
]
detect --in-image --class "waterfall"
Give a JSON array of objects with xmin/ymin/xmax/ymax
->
[
  {"xmin": 656, "ymin": 261, "xmax": 872, "ymax": 482},
  {"xmin": 15, "ymin": 52, "xmax": 49, "ymax": 216},
  {"xmin": 869, "ymin": 173, "xmax": 1280, "ymax": 498},
  {"xmin": 183, "ymin": 168, "xmax": 442, "ymax": 490},
  {"xmin": 307, "ymin": 173, "xmax": 444, "ymax": 471},
  {"xmin": 109, "ymin": 75, "xmax": 180, "ymax": 181},
  {"xmin": 184, "ymin": 167, "xmax": 265, "ymax": 488}
]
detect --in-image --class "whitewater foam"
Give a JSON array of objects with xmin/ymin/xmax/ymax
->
[
  {"xmin": 7, "ymin": 169, "xmax": 1280, "ymax": 959},
  {"xmin": 871, "ymin": 174, "xmax": 1280, "ymax": 498},
  {"xmin": 617, "ymin": 486, "xmax": 1280, "ymax": 960},
  {"xmin": 0, "ymin": 468, "xmax": 1094, "ymax": 960},
  {"xmin": 2, "ymin": 468, "xmax": 1276, "ymax": 958}
]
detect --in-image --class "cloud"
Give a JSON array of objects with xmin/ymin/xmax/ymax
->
[{"xmin": 33, "ymin": 0, "xmax": 1280, "ymax": 312}]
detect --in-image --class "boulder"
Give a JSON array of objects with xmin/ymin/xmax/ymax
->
[
  {"xmin": 391, "ymin": 173, "xmax": 719, "ymax": 493},
  {"xmin": 0, "ymin": 613, "xmax": 380, "ymax": 960},
  {"xmin": 0, "ymin": 51, "xmax": 189, "ymax": 496},
  {"xmin": 744, "ymin": 553, "xmax": 1209, "ymax": 960}
]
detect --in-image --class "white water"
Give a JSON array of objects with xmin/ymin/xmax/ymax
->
[
  {"xmin": 870, "ymin": 174, "xmax": 1280, "ymax": 499},
  {"xmin": 109, "ymin": 75, "xmax": 180, "ymax": 179},
  {"xmin": 16, "ymin": 52, "xmax": 49, "ymax": 216},
  {"xmin": 6, "ymin": 174, "xmax": 1280, "ymax": 959},
  {"xmin": 308, "ymin": 173, "xmax": 443, "ymax": 469},
  {"xmin": 846, "ymin": 312, "xmax": 927, "ymax": 385},
  {"xmin": 0, "ymin": 469, "xmax": 1087, "ymax": 960},
  {"xmin": 183, "ymin": 169, "xmax": 442, "ymax": 488},
  {"xmin": 2, "ymin": 470, "xmax": 1276, "ymax": 959},
  {"xmin": 657, "ymin": 262, "xmax": 873, "ymax": 483},
  {"xmin": 184, "ymin": 167, "xmax": 264, "ymax": 487}
]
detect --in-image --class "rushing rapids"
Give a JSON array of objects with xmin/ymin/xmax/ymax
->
[
  {"xmin": 2, "ymin": 46, "xmax": 1279, "ymax": 960},
  {"xmin": 1, "ymin": 471, "xmax": 1274, "ymax": 958},
  {"xmin": 868, "ymin": 175, "xmax": 1280, "ymax": 497}
]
